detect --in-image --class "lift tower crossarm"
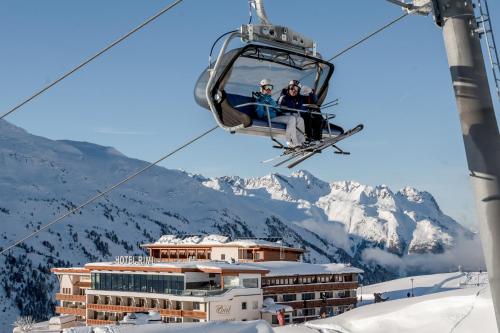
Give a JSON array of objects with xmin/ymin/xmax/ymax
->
[{"xmin": 403, "ymin": 0, "xmax": 500, "ymax": 330}]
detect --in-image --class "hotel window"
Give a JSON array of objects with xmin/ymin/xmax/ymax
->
[
  {"xmin": 303, "ymin": 308, "xmax": 315, "ymax": 316},
  {"xmin": 265, "ymin": 295, "xmax": 277, "ymax": 302},
  {"xmin": 302, "ymin": 293, "xmax": 315, "ymax": 301},
  {"xmin": 223, "ymin": 276, "xmax": 240, "ymax": 288},
  {"xmin": 322, "ymin": 291, "xmax": 333, "ymax": 299},
  {"xmin": 152, "ymin": 275, "xmax": 160, "ymax": 294},
  {"xmin": 91, "ymin": 273, "xmax": 97, "ymax": 289},
  {"xmin": 242, "ymin": 302, "xmax": 247, "ymax": 310},
  {"xmin": 221, "ymin": 254, "xmax": 226, "ymax": 260},
  {"xmin": 140, "ymin": 275, "xmax": 147, "ymax": 292},
  {"xmin": 193, "ymin": 302, "xmax": 200, "ymax": 310},
  {"xmin": 282, "ymin": 294, "xmax": 296, "ymax": 302},
  {"xmin": 134, "ymin": 275, "xmax": 141, "ymax": 293},
  {"xmin": 146, "ymin": 275, "xmax": 154, "ymax": 293},
  {"xmin": 121, "ymin": 275, "xmax": 128, "ymax": 291},
  {"xmin": 91, "ymin": 273, "xmax": 184, "ymax": 294},
  {"xmin": 242, "ymin": 278, "xmax": 259, "ymax": 288},
  {"xmin": 128, "ymin": 274, "xmax": 135, "ymax": 292}
]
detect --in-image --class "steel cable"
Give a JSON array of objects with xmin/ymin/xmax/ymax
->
[
  {"xmin": 0, "ymin": 0, "xmax": 183, "ymax": 121},
  {"xmin": 270, "ymin": 11, "xmax": 413, "ymax": 99},
  {"xmin": 328, "ymin": 11, "xmax": 411, "ymax": 61},
  {"xmin": 0, "ymin": 125, "xmax": 218, "ymax": 257}
]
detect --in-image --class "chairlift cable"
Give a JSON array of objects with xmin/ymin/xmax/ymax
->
[
  {"xmin": 0, "ymin": 125, "xmax": 218, "ymax": 257},
  {"xmin": 328, "ymin": 11, "xmax": 411, "ymax": 61},
  {"xmin": 273, "ymin": 11, "xmax": 413, "ymax": 99},
  {"xmin": 0, "ymin": 0, "xmax": 183, "ymax": 121}
]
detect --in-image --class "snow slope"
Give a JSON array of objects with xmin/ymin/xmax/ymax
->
[
  {"xmin": 271, "ymin": 272, "xmax": 494, "ymax": 333},
  {"xmin": 304, "ymin": 286, "xmax": 494, "ymax": 333},
  {"xmin": 0, "ymin": 120, "xmax": 481, "ymax": 331}
]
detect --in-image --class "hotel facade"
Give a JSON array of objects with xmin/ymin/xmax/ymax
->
[{"xmin": 52, "ymin": 235, "xmax": 362, "ymax": 326}]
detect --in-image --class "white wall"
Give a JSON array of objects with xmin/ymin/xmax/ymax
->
[
  {"xmin": 208, "ymin": 293, "xmax": 262, "ymax": 321},
  {"xmin": 60, "ymin": 275, "xmax": 74, "ymax": 291},
  {"xmin": 211, "ymin": 247, "xmax": 239, "ymax": 262}
]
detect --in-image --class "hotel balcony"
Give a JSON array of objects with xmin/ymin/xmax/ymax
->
[
  {"xmin": 55, "ymin": 293, "xmax": 86, "ymax": 302},
  {"xmin": 263, "ymin": 282, "xmax": 358, "ymax": 294},
  {"xmin": 87, "ymin": 304, "xmax": 207, "ymax": 320},
  {"xmin": 55, "ymin": 306, "xmax": 86, "ymax": 317},
  {"xmin": 87, "ymin": 319, "xmax": 115, "ymax": 326},
  {"xmin": 280, "ymin": 297, "xmax": 358, "ymax": 309}
]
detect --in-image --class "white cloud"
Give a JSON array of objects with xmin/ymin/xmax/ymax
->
[{"xmin": 362, "ymin": 236, "xmax": 485, "ymax": 275}]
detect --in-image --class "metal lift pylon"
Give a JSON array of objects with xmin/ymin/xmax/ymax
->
[{"xmin": 389, "ymin": 0, "xmax": 500, "ymax": 329}]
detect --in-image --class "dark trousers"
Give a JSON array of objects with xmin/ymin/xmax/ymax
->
[{"xmin": 303, "ymin": 112, "xmax": 324, "ymax": 141}]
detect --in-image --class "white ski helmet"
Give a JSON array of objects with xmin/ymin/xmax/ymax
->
[{"xmin": 259, "ymin": 78, "xmax": 272, "ymax": 87}]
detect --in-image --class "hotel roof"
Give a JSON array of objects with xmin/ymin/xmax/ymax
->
[
  {"xmin": 84, "ymin": 260, "xmax": 270, "ymax": 274},
  {"xmin": 246, "ymin": 261, "xmax": 364, "ymax": 276},
  {"xmin": 143, "ymin": 234, "xmax": 304, "ymax": 252}
]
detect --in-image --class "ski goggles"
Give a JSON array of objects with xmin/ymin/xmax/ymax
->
[{"xmin": 261, "ymin": 84, "xmax": 274, "ymax": 91}]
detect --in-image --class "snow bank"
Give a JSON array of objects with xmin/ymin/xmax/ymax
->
[{"xmin": 63, "ymin": 320, "xmax": 273, "ymax": 333}]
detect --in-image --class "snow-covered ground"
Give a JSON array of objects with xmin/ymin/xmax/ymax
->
[
  {"xmin": 274, "ymin": 271, "xmax": 494, "ymax": 333},
  {"xmin": 61, "ymin": 320, "xmax": 274, "ymax": 333}
]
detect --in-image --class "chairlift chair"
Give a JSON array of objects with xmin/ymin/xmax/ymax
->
[{"xmin": 194, "ymin": 0, "xmax": 362, "ymax": 167}]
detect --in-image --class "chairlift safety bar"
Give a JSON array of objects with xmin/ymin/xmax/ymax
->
[{"xmin": 233, "ymin": 102, "xmax": 337, "ymax": 140}]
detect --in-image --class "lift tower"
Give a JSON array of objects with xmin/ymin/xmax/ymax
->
[{"xmin": 428, "ymin": 0, "xmax": 500, "ymax": 328}]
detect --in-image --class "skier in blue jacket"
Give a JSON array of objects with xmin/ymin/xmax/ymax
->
[{"xmin": 255, "ymin": 79, "xmax": 305, "ymax": 148}]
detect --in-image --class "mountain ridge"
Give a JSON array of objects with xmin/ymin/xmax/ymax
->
[{"xmin": 0, "ymin": 120, "xmax": 481, "ymax": 331}]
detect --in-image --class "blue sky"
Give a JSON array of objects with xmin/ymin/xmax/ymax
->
[{"xmin": 1, "ymin": 0, "xmax": 499, "ymax": 229}]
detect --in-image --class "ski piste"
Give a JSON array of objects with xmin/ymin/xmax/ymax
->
[{"xmin": 271, "ymin": 124, "xmax": 364, "ymax": 168}]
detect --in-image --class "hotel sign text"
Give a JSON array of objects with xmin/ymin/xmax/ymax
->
[
  {"xmin": 114, "ymin": 256, "xmax": 159, "ymax": 265},
  {"xmin": 215, "ymin": 305, "xmax": 231, "ymax": 315}
]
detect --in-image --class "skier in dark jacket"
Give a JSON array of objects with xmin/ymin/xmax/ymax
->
[{"xmin": 279, "ymin": 80, "xmax": 323, "ymax": 142}]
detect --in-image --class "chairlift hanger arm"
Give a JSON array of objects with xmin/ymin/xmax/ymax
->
[{"xmin": 386, "ymin": 0, "xmax": 414, "ymax": 10}]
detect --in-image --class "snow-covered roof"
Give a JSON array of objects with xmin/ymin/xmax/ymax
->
[
  {"xmin": 145, "ymin": 235, "xmax": 301, "ymax": 251},
  {"xmin": 151, "ymin": 234, "xmax": 230, "ymax": 246},
  {"xmin": 85, "ymin": 260, "xmax": 269, "ymax": 273},
  {"xmin": 225, "ymin": 239, "xmax": 298, "ymax": 250},
  {"xmin": 51, "ymin": 267, "xmax": 90, "ymax": 274},
  {"xmin": 247, "ymin": 261, "xmax": 363, "ymax": 276}
]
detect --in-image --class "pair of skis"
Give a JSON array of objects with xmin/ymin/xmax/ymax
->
[{"xmin": 262, "ymin": 124, "xmax": 364, "ymax": 168}]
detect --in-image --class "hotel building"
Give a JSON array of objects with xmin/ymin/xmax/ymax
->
[{"xmin": 52, "ymin": 235, "xmax": 362, "ymax": 326}]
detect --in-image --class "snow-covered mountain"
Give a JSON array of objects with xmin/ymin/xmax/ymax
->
[{"xmin": 0, "ymin": 120, "xmax": 480, "ymax": 330}]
